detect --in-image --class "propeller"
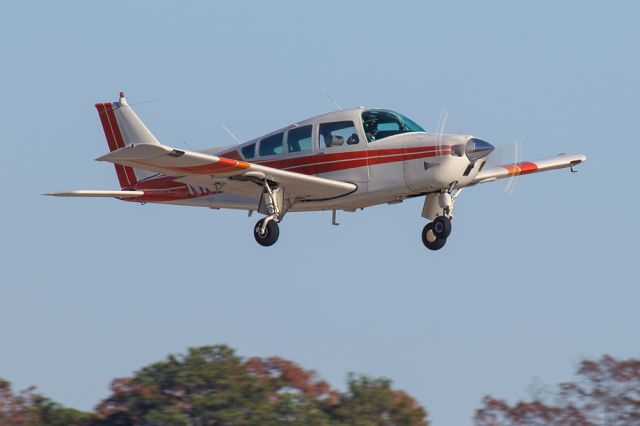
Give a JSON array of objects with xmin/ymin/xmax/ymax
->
[
  {"xmin": 484, "ymin": 139, "xmax": 523, "ymax": 195},
  {"xmin": 432, "ymin": 108, "xmax": 522, "ymax": 193}
]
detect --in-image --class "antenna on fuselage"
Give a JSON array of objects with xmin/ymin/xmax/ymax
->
[
  {"xmin": 181, "ymin": 138, "xmax": 193, "ymax": 150},
  {"xmin": 129, "ymin": 97, "xmax": 164, "ymax": 107},
  {"xmin": 324, "ymin": 91, "xmax": 343, "ymax": 111},
  {"xmin": 220, "ymin": 124, "xmax": 241, "ymax": 145}
]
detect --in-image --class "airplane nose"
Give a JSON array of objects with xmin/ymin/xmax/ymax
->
[{"xmin": 465, "ymin": 138, "xmax": 495, "ymax": 162}]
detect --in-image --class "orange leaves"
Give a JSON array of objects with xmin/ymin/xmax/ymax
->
[
  {"xmin": 245, "ymin": 356, "xmax": 334, "ymax": 401},
  {"xmin": 474, "ymin": 355, "xmax": 640, "ymax": 426}
]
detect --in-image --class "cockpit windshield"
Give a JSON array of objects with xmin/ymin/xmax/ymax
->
[{"xmin": 361, "ymin": 109, "xmax": 425, "ymax": 142}]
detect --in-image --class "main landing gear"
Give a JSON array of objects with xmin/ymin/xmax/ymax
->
[
  {"xmin": 253, "ymin": 179, "xmax": 284, "ymax": 247},
  {"xmin": 254, "ymin": 218, "xmax": 279, "ymax": 246},
  {"xmin": 420, "ymin": 186, "xmax": 461, "ymax": 251}
]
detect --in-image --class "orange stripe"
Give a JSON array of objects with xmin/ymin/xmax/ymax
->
[{"xmin": 502, "ymin": 161, "xmax": 538, "ymax": 176}]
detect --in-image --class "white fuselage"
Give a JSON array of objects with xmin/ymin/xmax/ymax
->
[{"xmin": 147, "ymin": 108, "xmax": 483, "ymax": 213}]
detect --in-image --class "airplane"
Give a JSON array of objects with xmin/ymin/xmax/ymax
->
[{"xmin": 48, "ymin": 92, "xmax": 586, "ymax": 250}]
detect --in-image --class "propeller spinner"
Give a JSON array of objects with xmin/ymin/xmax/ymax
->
[{"xmin": 465, "ymin": 138, "xmax": 495, "ymax": 162}]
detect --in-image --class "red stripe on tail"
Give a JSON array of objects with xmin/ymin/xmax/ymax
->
[{"xmin": 95, "ymin": 102, "xmax": 137, "ymax": 188}]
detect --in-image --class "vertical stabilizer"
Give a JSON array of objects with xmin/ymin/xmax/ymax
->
[{"xmin": 95, "ymin": 92, "xmax": 159, "ymax": 188}]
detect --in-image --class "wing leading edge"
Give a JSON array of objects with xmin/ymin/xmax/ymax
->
[{"xmin": 471, "ymin": 153, "xmax": 587, "ymax": 185}]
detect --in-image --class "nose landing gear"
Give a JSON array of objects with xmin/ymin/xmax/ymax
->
[
  {"xmin": 422, "ymin": 222, "xmax": 447, "ymax": 250},
  {"xmin": 420, "ymin": 186, "xmax": 460, "ymax": 251},
  {"xmin": 432, "ymin": 215, "xmax": 452, "ymax": 239}
]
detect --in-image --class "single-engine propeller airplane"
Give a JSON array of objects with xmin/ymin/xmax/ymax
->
[{"xmin": 48, "ymin": 92, "xmax": 586, "ymax": 250}]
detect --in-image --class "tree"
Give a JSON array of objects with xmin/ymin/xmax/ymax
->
[
  {"xmin": 474, "ymin": 355, "xmax": 640, "ymax": 426},
  {"xmin": 0, "ymin": 379, "xmax": 88, "ymax": 426},
  {"xmin": 331, "ymin": 375, "xmax": 428, "ymax": 426},
  {"xmin": 90, "ymin": 344, "xmax": 429, "ymax": 426}
]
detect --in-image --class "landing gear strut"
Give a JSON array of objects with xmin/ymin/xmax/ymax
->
[
  {"xmin": 421, "ymin": 185, "xmax": 461, "ymax": 251},
  {"xmin": 253, "ymin": 179, "xmax": 285, "ymax": 247}
]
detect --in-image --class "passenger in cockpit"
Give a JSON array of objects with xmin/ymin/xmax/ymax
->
[{"xmin": 322, "ymin": 131, "xmax": 344, "ymax": 147}]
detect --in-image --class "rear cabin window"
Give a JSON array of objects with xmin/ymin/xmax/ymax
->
[
  {"xmin": 259, "ymin": 133, "xmax": 284, "ymax": 156},
  {"xmin": 241, "ymin": 143, "xmax": 256, "ymax": 159},
  {"xmin": 287, "ymin": 125, "xmax": 313, "ymax": 153},
  {"xmin": 319, "ymin": 121, "xmax": 359, "ymax": 148}
]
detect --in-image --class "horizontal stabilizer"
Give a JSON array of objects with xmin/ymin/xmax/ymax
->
[{"xmin": 44, "ymin": 190, "xmax": 144, "ymax": 198}]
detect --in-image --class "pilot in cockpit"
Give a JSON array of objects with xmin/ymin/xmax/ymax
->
[{"xmin": 364, "ymin": 118, "xmax": 378, "ymax": 142}]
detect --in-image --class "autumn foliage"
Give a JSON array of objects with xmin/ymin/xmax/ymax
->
[
  {"xmin": 1, "ymin": 344, "xmax": 427, "ymax": 425},
  {"xmin": 474, "ymin": 355, "xmax": 640, "ymax": 426},
  {"xmin": 9, "ymin": 346, "xmax": 639, "ymax": 426},
  {"xmin": 0, "ymin": 379, "xmax": 88, "ymax": 426},
  {"xmin": 89, "ymin": 345, "xmax": 428, "ymax": 426}
]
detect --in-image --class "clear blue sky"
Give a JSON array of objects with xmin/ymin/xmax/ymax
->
[{"xmin": 1, "ymin": 1, "xmax": 638, "ymax": 424}]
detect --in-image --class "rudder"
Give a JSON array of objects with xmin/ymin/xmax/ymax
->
[{"xmin": 95, "ymin": 92, "xmax": 159, "ymax": 188}]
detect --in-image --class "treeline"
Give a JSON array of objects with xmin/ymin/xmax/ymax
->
[
  {"xmin": 2, "ymin": 346, "xmax": 639, "ymax": 425},
  {"xmin": 1, "ymin": 345, "xmax": 427, "ymax": 426}
]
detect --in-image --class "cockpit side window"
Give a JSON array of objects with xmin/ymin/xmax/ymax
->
[
  {"xmin": 241, "ymin": 143, "xmax": 256, "ymax": 159},
  {"xmin": 362, "ymin": 109, "xmax": 425, "ymax": 142},
  {"xmin": 319, "ymin": 121, "xmax": 359, "ymax": 148},
  {"xmin": 259, "ymin": 132, "xmax": 284, "ymax": 157},
  {"xmin": 287, "ymin": 125, "xmax": 312, "ymax": 153}
]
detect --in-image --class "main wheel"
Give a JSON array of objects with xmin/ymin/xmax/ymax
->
[
  {"xmin": 422, "ymin": 222, "xmax": 447, "ymax": 251},
  {"xmin": 432, "ymin": 216, "xmax": 452, "ymax": 239},
  {"xmin": 254, "ymin": 218, "xmax": 280, "ymax": 247}
]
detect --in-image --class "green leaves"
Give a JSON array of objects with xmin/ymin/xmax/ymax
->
[
  {"xmin": 0, "ymin": 380, "xmax": 89, "ymax": 426},
  {"xmin": 90, "ymin": 344, "xmax": 429, "ymax": 426},
  {"xmin": 1, "ymin": 344, "xmax": 429, "ymax": 426}
]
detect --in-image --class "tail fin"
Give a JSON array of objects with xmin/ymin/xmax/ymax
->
[{"xmin": 95, "ymin": 92, "xmax": 159, "ymax": 188}]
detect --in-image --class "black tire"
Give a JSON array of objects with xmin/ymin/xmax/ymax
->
[
  {"xmin": 422, "ymin": 222, "xmax": 447, "ymax": 251},
  {"xmin": 432, "ymin": 216, "xmax": 452, "ymax": 239},
  {"xmin": 254, "ymin": 219, "xmax": 280, "ymax": 247}
]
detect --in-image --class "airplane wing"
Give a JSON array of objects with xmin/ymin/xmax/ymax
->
[
  {"xmin": 470, "ymin": 153, "xmax": 587, "ymax": 186},
  {"xmin": 95, "ymin": 143, "xmax": 357, "ymax": 201},
  {"xmin": 44, "ymin": 190, "xmax": 144, "ymax": 198}
]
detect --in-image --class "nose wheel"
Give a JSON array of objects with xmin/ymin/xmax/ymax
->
[
  {"xmin": 432, "ymin": 216, "xmax": 452, "ymax": 239},
  {"xmin": 421, "ymin": 187, "xmax": 460, "ymax": 251},
  {"xmin": 422, "ymin": 222, "xmax": 447, "ymax": 251}
]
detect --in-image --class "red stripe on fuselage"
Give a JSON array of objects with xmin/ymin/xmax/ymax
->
[
  {"xmin": 256, "ymin": 145, "xmax": 449, "ymax": 171},
  {"xmin": 129, "ymin": 145, "xmax": 451, "ymax": 201},
  {"xmin": 280, "ymin": 146, "xmax": 451, "ymax": 175},
  {"xmin": 125, "ymin": 176, "xmax": 221, "ymax": 202}
]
